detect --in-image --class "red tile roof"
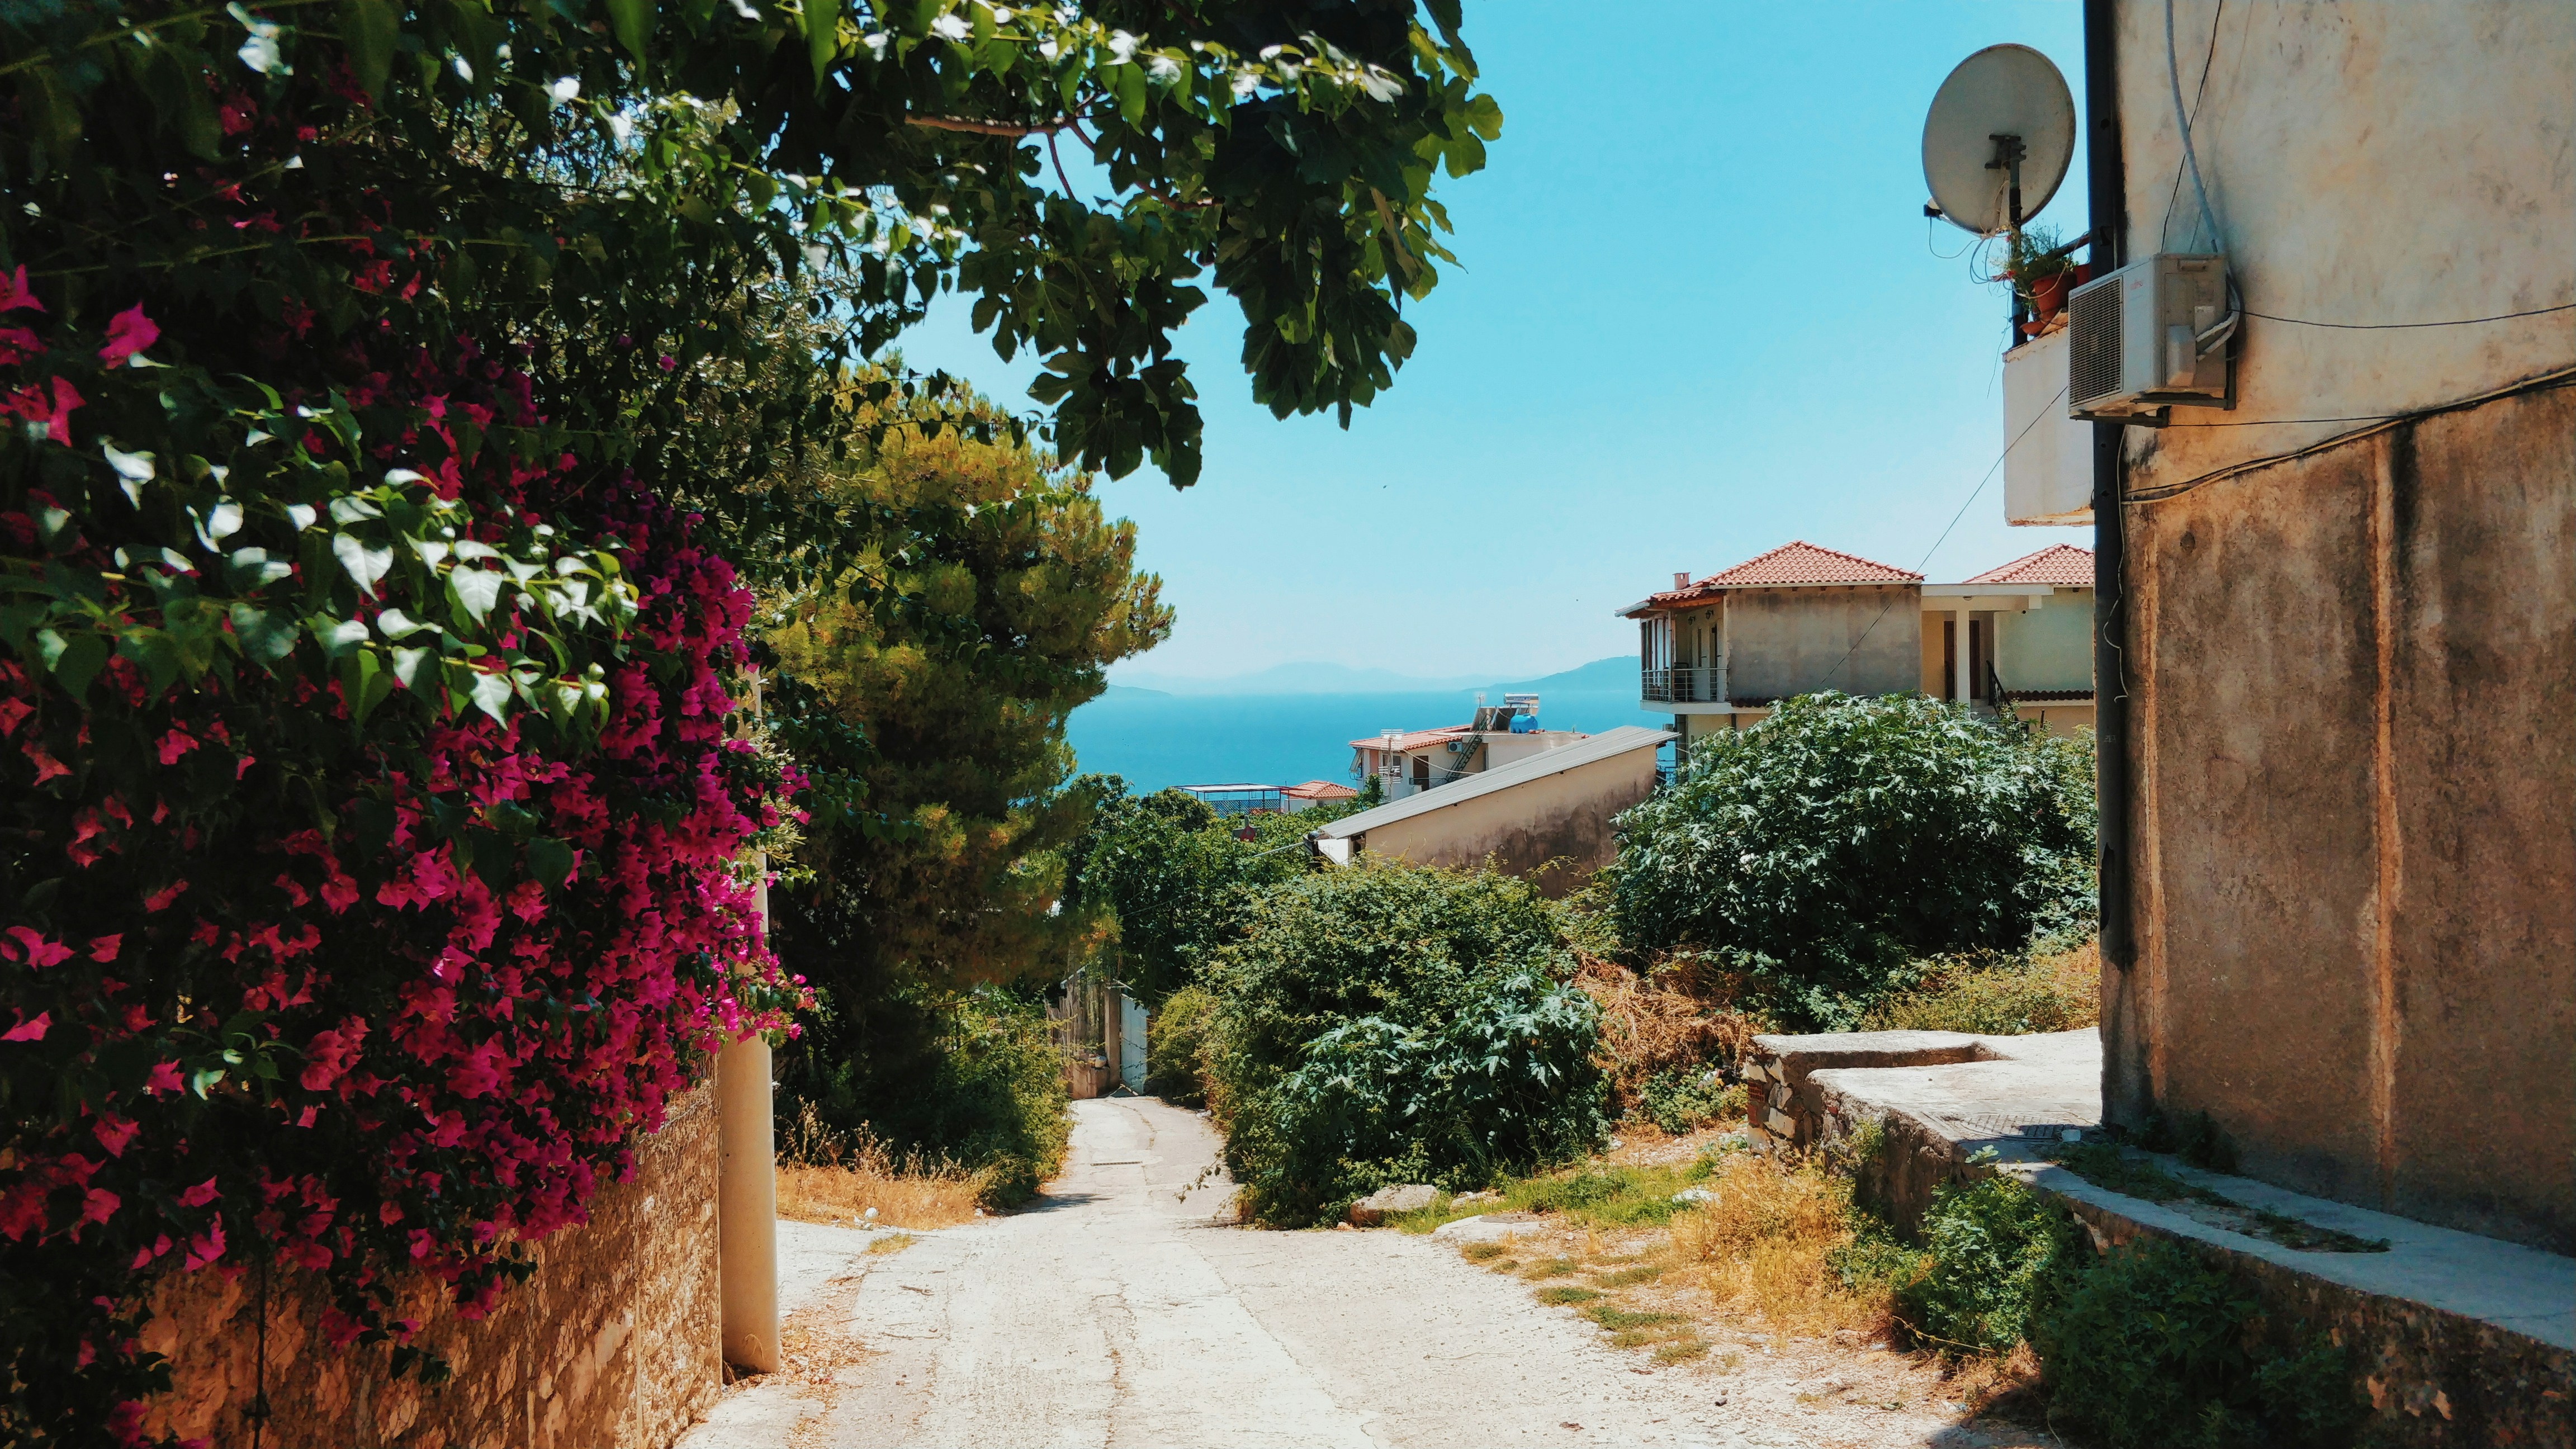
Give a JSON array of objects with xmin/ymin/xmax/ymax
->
[
  {"xmin": 1630, "ymin": 541, "xmax": 1922, "ymax": 614},
  {"xmin": 1282, "ymin": 779, "xmax": 1358, "ymax": 800},
  {"xmin": 1964, "ymin": 543, "xmax": 2095, "ymax": 586}
]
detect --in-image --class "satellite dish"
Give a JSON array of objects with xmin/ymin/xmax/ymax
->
[{"xmin": 1922, "ymin": 44, "xmax": 2075, "ymax": 238}]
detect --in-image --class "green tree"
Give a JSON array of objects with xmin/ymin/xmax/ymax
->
[
  {"xmin": 1605, "ymin": 694, "xmax": 2096, "ymax": 1029},
  {"xmin": 764, "ymin": 375, "xmax": 1165, "ymax": 1185}
]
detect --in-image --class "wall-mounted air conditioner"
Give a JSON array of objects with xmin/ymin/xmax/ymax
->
[{"xmin": 2066, "ymin": 253, "xmax": 2235, "ymax": 421}]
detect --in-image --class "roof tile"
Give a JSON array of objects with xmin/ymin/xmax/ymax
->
[
  {"xmin": 1964, "ymin": 543, "xmax": 2095, "ymax": 586},
  {"xmin": 1631, "ymin": 541, "xmax": 1921, "ymax": 613}
]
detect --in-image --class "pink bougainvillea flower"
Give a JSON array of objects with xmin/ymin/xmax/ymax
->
[
  {"xmin": 88, "ymin": 934, "xmax": 121, "ymax": 962},
  {"xmin": 0, "ymin": 698, "xmax": 31, "ymax": 736},
  {"xmin": 144, "ymin": 1061, "xmax": 184, "ymax": 1095},
  {"xmin": 78, "ymin": 1187, "xmax": 118, "ymax": 1225},
  {"xmin": 3, "ymin": 376, "xmax": 83, "ymax": 442},
  {"xmin": 1, "ymin": 1011, "xmax": 48, "ymax": 1042},
  {"xmin": 181, "ymin": 1219, "xmax": 226, "ymax": 1270},
  {"xmin": 97, "ymin": 305, "xmax": 159, "ymax": 367},
  {"xmin": 0, "ymin": 325, "xmax": 40, "ymax": 367},
  {"xmin": 157, "ymin": 727, "xmax": 199, "ymax": 765},
  {"xmin": 23, "ymin": 741, "xmax": 72, "ymax": 784},
  {"xmin": 3, "ymin": 927, "xmax": 72, "ymax": 968},
  {"xmin": 0, "ymin": 266, "xmax": 41, "ymax": 313},
  {"xmin": 178, "ymin": 1177, "xmax": 220, "ymax": 1208},
  {"xmin": 143, "ymin": 881, "xmax": 187, "ymax": 912},
  {"xmin": 657, "ymin": 353, "xmax": 678, "ymax": 372},
  {"xmin": 92, "ymin": 1115, "xmax": 139, "ymax": 1157}
]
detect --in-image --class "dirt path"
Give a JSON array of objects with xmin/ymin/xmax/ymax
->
[{"xmin": 680, "ymin": 1098, "xmax": 2052, "ymax": 1448}]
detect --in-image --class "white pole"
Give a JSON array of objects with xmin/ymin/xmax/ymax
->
[{"xmin": 718, "ymin": 673, "xmax": 779, "ymax": 1375}]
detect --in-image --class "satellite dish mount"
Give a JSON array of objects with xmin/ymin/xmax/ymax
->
[{"xmin": 1986, "ymin": 132, "xmax": 2029, "ymax": 239}]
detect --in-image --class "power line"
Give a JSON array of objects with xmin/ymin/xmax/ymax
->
[
  {"xmin": 2239, "ymin": 301, "xmax": 2576, "ymax": 331},
  {"xmin": 1817, "ymin": 383, "xmax": 2071, "ymax": 688}
]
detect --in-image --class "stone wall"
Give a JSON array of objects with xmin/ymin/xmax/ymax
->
[
  {"xmin": 2104, "ymin": 384, "xmax": 2576, "ymax": 1253},
  {"xmin": 139, "ymin": 1082, "xmax": 722, "ymax": 1448}
]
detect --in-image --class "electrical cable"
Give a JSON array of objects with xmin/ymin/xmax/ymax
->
[
  {"xmin": 2165, "ymin": 0, "xmax": 2241, "ymax": 358},
  {"xmin": 1816, "ymin": 383, "xmax": 2070, "ymax": 688},
  {"xmin": 2159, "ymin": 0, "xmax": 2223, "ymax": 252},
  {"xmin": 2236, "ymin": 301, "xmax": 2576, "ymax": 330},
  {"xmin": 2128, "ymin": 363, "xmax": 2576, "ymax": 503}
]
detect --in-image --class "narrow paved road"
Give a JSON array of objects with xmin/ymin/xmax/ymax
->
[{"xmin": 682, "ymin": 1098, "xmax": 2027, "ymax": 1448}]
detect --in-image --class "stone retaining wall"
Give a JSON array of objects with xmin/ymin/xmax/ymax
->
[{"xmin": 139, "ymin": 1082, "xmax": 722, "ymax": 1448}]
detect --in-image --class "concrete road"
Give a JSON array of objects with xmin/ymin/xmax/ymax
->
[{"xmin": 681, "ymin": 1097, "xmax": 2029, "ymax": 1449}]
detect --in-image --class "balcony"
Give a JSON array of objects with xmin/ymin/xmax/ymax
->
[{"xmin": 1640, "ymin": 666, "xmax": 1720, "ymax": 704}]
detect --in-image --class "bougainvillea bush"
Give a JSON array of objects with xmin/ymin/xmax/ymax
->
[{"xmin": 3, "ymin": 0, "xmax": 1498, "ymax": 1436}]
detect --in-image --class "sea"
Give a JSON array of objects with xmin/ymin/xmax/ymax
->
[{"xmin": 1063, "ymin": 688, "xmax": 1675, "ymax": 794}]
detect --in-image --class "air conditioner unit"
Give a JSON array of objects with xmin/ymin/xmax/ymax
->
[{"xmin": 2066, "ymin": 253, "xmax": 2235, "ymax": 421}]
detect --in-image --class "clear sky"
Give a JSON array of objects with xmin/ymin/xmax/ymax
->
[{"xmin": 894, "ymin": 2, "xmax": 2095, "ymax": 682}]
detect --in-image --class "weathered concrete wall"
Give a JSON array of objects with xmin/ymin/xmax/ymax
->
[
  {"xmin": 2105, "ymin": 385, "xmax": 2576, "ymax": 1254},
  {"xmin": 2113, "ymin": 0, "xmax": 2573, "ymax": 501},
  {"xmin": 1724, "ymin": 586, "xmax": 1919, "ymax": 700},
  {"xmin": 1358, "ymin": 747, "xmax": 1659, "ymax": 896},
  {"xmin": 140, "ymin": 1083, "xmax": 723, "ymax": 1447},
  {"xmin": 1992, "ymin": 595, "xmax": 2092, "ymax": 693}
]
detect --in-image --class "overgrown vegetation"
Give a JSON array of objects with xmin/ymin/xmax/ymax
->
[
  {"xmin": 1860, "ymin": 939, "xmax": 2102, "ymax": 1035},
  {"xmin": 1058, "ymin": 783, "xmax": 1335, "ymax": 1003},
  {"xmin": 1206, "ymin": 861, "xmax": 1609, "ymax": 1224},
  {"xmin": 1606, "ymin": 694, "xmax": 2096, "ymax": 1029},
  {"xmin": 774, "ymin": 1103, "xmax": 987, "ymax": 1229},
  {"xmin": 1145, "ymin": 984, "xmax": 1221, "ymax": 1107},
  {"xmin": 1893, "ymin": 1175, "xmax": 2082, "ymax": 1355}
]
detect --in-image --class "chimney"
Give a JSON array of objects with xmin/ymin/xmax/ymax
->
[{"xmin": 1673, "ymin": 571, "xmax": 1690, "ymax": 590}]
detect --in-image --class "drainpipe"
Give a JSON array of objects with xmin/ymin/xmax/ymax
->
[
  {"xmin": 718, "ymin": 675, "xmax": 779, "ymax": 1374},
  {"xmin": 2083, "ymin": 0, "xmax": 2133, "ymax": 973}
]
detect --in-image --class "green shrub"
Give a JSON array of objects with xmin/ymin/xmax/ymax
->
[
  {"xmin": 1635, "ymin": 1068, "xmax": 1742, "ymax": 1135},
  {"xmin": 1860, "ymin": 940, "xmax": 2101, "ymax": 1035},
  {"xmin": 1147, "ymin": 984, "xmax": 1221, "ymax": 1106},
  {"xmin": 1897, "ymin": 1173, "xmax": 2084, "ymax": 1355},
  {"xmin": 780, "ymin": 986, "xmax": 1069, "ymax": 1206},
  {"xmin": 1604, "ymin": 694, "xmax": 2096, "ymax": 1029},
  {"xmin": 2033, "ymin": 1237, "xmax": 2360, "ymax": 1448},
  {"xmin": 1208, "ymin": 861, "xmax": 1610, "ymax": 1224}
]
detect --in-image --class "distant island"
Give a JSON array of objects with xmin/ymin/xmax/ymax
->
[{"xmin": 1110, "ymin": 655, "xmax": 1633, "ymax": 698}]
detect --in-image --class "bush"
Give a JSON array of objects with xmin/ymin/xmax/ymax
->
[
  {"xmin": 2033, "ymin": 1237, "xmax": 2359, "ymax": 1448},
  {"xmin": 1635, "ymin": 1068, "xmax": 1745, "ymax": 1135},
  {"xmin": 1208, "ymin": 861, "xmax": 1609, "ymax": 1224},
  {"xmin": 1862, "ymin": 939, "xmax": 2101, "ymax": 1035},
  {"xmin": 1896, "ymin": 1173, "xmax": 2083, "ymax": 1355},
  {"xmin": 1147, "ymin": 984, "xmax": 1221, "ymax": 1106},
  {"xmin": 782, "ymin": 987, "xmax": 1069, "ymax": 1206},
  {"xmin": 1606, "ymin": 693, "xmax": 2097, "ymax": 1029}
]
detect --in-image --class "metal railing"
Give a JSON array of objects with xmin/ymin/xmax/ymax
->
[{"xmin": 1639, "ymin": 666, "xmax": 1721, "ymax": 704}]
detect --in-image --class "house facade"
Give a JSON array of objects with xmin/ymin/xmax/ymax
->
[
  {"xmin": 1347, "ymin": 695, "xmax": 1589, "ymax": 801},
  {"xmin": 1622, "ymin": 540, "xmax": 2097, "ymax": 750}
]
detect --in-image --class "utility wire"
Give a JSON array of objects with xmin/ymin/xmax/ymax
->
[
  {"xmin": 2159, "ymin": 0, "xmax": 2224, "ymax": 252},
  {"xmin": 2238, "ymin": 301, "xmax": 2576, "ymax": 330},
  {"xmin": 1816, "ymin": 383, "xmax": 2070, "ymax": 689}
]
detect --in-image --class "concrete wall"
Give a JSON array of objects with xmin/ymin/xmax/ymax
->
[
  {"xmin": 2103, "ymin": 386, "xmax": 2576, "ymax": 1254},
  {"xmin": 1992, "ymin": 595, "xmax": 2092, "ymax": 693},
  {"xmin": 2097, "ymin": 0, "xmax": 2576, "ymax": 1254},
  {"xmin": 1724, "ymin": 586, "xmax": 1919, "ymax": 701},
  {"xmin": 2113, "ymin": 1, "xmax": 2572, "ymax": 496},
  {"xmin": 1354, "ymin": 746, "xmax": 1660, "ymax": 896},
  {"xmin": 141, "ymin": 1083, "xmax": 723, "ymax": 1447}
]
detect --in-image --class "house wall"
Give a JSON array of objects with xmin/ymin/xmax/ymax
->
[
  {"xmin": 2098, "ymin": 0, "xmax": 2576, "ymax": 1254},
  {"xmin": 1354, "ymin": 747, "xmax": 1661, "ymax": 896},
  {"xmin": 1992, "ymin": 596, "xmax": 2092, "ymax": 693},
  {"xmin": 2104, "ymin": 382, "xmax": 2575, "ymax": 1255},
  {"xmin": 141, "ymin": 1083, "xmax": 723, "ymax": 1447},
  {"xmin": 1723, "ymin": 586, "xmax": 1920, "ymax": 701}
]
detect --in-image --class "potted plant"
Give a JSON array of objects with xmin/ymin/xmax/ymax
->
[{"xmin": 1999, "ymin": 224, "xmax": 2087, "ymax": 335}]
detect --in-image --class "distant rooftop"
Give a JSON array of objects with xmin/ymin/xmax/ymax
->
[
  {"xmin": 1282, "ymin": 779, "xmax": 1358, "ymax": 801},
  {"xmin": 1627, "ymin": 541, "xmax": 1922, "ymax": 615},
  {"xmin": 1963, "ymin": 543, "xmax": 2095, "ymax": 586}
]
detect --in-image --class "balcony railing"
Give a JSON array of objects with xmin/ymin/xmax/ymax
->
[{"xmin": 1639, "ymin": 666, "xmax": 1721, "ymax": 704}]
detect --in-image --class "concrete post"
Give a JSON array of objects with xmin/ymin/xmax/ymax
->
[
  {"xmin": 1951, "ymin": 605, "xmax": 1971, "ymax": 703},
  {"xmin": 717, "ymin": 673, "xmax": 778, "ymax": 1374}
]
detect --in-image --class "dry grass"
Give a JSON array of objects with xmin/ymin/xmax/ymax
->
[
  {"xmin": 1575, "ymin": 956, "xmax": 1762, "ymax": 1116},
  {"xmin": 1663, "ymin": 1153, "xmax": 1890, "ymax": 1338},
  {"xmin": 773, "ymin": 1102, "xmax": 985, "ymax": 1228}
]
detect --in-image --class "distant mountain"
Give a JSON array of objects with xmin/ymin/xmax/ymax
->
[
  {"xmin": 1483, "ymin": 656, "xmax": 1635, "ymax": 695},
  {"xmin": 1109, "ymin": 655, "xmax": 1637, "ymax": 698},
  {"xmin": 1111, "ymin": 661, "xmax": 1486, "ymax": 695},
  {"xmin": 1099, "ymin": 683, "xmax": 1172, "ymax": 698}
]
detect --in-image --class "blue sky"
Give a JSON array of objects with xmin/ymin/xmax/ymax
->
[{"xmin": 896, "ymin": 2, "xmax": 2094, "ymax": 681}]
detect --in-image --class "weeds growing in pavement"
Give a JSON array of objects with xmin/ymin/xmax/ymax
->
[{"xmin": 775, "ymin": 1101, "xmax": 987, "ymax": 1229}]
